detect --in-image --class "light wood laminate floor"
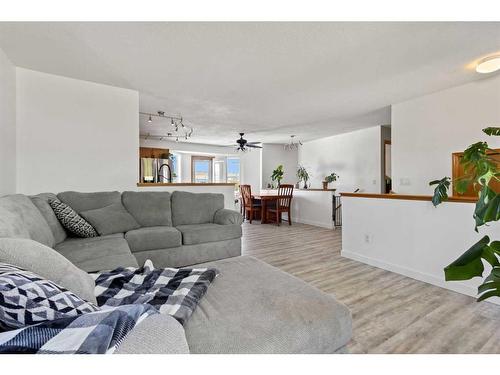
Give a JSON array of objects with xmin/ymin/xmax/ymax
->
[{"xmin": 241, "ymin": 222, "xmax": 500, "ymax": 353}]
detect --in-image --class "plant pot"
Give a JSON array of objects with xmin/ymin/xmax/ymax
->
[{"xmin": 322, "ymin": 181, "xmax": 328, "ymax": 190}]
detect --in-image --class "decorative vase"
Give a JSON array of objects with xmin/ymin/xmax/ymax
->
[
  {"xmin": 322, "ymin": 181, "xmax": 328, "ymax": 190},
  {"xmin": 295, "ymin": 182, "xmax": 300, "ymax": 189}
]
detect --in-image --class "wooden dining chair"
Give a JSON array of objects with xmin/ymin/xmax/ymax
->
[
  {"xmin": 240, "ymin": 184, "xmax": 261, "ymax": 224},
  {"xmin": 267, "ymin": 184, "xmax": 294, "ymax": 226}
]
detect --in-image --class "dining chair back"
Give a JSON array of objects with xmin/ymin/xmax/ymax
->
[
  {"xmin": 277, "ymin": 184, "xmax": 294, "ymax": 209},
  {"xmin": 240, "ymin": 184, "xmax": 261, "ymax": 223},
  {"xmin": 240, "ymin": 184, "xmax": 252, "ymax": 208}
]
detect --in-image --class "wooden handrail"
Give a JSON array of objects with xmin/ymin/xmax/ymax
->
[{"xmin": 340, "ymin": 192, "xmax": 477, "ymax": 203}]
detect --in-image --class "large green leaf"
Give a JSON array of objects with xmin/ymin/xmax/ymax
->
[
  {"xmin": 478, "ymin": 266, "xmax": 500, "ymax": 301},
  {"xmin": 483, "ymin": 127, "xmax": 500, "ymax": 136},
  {"xmin": 473, "ymin": 185, "xmax": 500, "ymax": 230},
  {"xmin": 444, "ymin": 236, "xmax": 491, "ymax": 281},
  {"xmin": 429, "ymin": 177, "xmax": 451, "ymax": 206}
]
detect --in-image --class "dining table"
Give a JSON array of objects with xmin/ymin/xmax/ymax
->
[{"xmin": 251, "ymin": 190, "xmax": 281, "ymax": 224}]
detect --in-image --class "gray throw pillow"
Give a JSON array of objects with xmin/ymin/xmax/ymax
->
[
  {"xmin": 0, "ymin": 263, "xmax": 99, "ymax": 330},
  {"xmin": 49, "ymin": 199, "xmax": 98, "ymax": 238},
  {"xmin": 80, "ymin": 203, "xmax": 140, "ymax": 236},
  {"xmin": 0, "ymin": 238, "xmax": 97, "ymax": 304}
]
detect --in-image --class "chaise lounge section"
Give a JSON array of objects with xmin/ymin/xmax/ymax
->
[{"xmin": 0, "ymin": 190, "xmax": 352, "ymax": 354}]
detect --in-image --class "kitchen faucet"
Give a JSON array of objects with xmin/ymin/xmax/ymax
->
[{"xmin": 158, "ymin": 163, "xmax": 173, "ymax": 183}]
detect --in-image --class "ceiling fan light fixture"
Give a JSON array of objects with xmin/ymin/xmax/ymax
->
[
  {"xmin": 148, "ymin": 115, "xmax": 152, "ymax": 123},
  {"xmin": 476, "ymin": 54, "xmax": 500, "ymax": 74}
]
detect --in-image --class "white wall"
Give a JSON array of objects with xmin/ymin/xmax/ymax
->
[
  {"xmin": 392, "ymin": 75, "xmax": 500, "ymax": 195},
  {"xmin": 298, "ymin": 126, "xmax": 383, "ymax": 193},
  {"xmin": 0, "ymin": 48, "xmax": 16, "ymax": 195},
  {"xmin": 261, "ymin": 144, "xmax": 298, "ymax": 188},
  {"xmin": 342, "ymin": 196, "xmax": 500, "ymax": 303},
  {"xmin": 16, "ymin": 69, "xmax": 139, "ymax": 194},
  {"xmin": 240, "ymin": 149, "xmax": 262, "ymax": 193}
]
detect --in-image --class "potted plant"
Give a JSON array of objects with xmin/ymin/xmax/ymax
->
[
  {"xmin": 271, "ymin": 165, "xmax": 284, "ymax": 187},
  {"xmin": 323, "ymin": 172, "xmax": 339, "ymax": 190},
  {"xmin": 297, "ymin": 165, "xmax": 310, "ymax": 189},
  {"xmin": 430, "ymin": 126, "xmax": 500, "ymax": 302}
]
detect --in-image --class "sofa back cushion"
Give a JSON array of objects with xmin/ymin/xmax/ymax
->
[
  {"xmin": 0, "ymin": 194, "xmax": 55, "ymax": 248},
  {"xmin": 30, "ymin": 193, "xmax": 68, "ymax": 244},
  {"xmin": 171, "ymin": 191, "xmax": 224, "ymax": 226},
  {"xmin": 122, "ymin": 191, "xmax": 173, "ymax": 227},
  {"xmin": 80, "ymin": 203, "xmax": 140, "ymax": 236},
  {"xmin": 57, "ymin": 191, "xmax": 121, "ymax": 213},
  {"xmin": 0, "ymin": 238, "xmax": 97, "ymax": 304}
]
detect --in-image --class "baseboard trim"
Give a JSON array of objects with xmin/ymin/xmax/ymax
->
[
  {"xmin": 341, "ymin": 249, "xmax": 500, "ymax": 305},
  {"xmin": 294, "ymin": 218, "xmax": 333, "ymax": 229}
]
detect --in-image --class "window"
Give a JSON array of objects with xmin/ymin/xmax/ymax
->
[
  {"xmin": 227, "ymin": 157, "xmax": 240, "ymax": 189},
  {"xmin": 191, "ymin": 156, "xmax": 213, "ymax": 183},
  {"xmin": 170, "ymin": 153, "xmax": 180, "ymax": 182},
  {"xmin": 213, "ymin": 160, "xmax": 225, "ymax": 183}
]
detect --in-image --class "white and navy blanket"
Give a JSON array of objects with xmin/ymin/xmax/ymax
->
[
  {"xmin": 93, "ymin": 260, "xmax": 218, "ymax": 325},
  {"xmin": 0, "ymin": 304, "xmax": 156, "ymax": 354},
  {"xmin": 0, "ymin": 260, "xmax": 217, "ymax": 354}
]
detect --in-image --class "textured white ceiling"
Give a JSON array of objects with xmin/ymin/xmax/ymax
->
[{"xmin": 0, "ymin": 22, "xmax": 499, "ymax": 145}]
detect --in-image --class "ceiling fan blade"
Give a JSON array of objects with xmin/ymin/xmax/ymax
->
[
  {"xmin": 247, "ymin": 141, "xmax": 262, "ymax": 145},
  {"xmin": 246, "ymin": 144, "xmax": 263, "ymax": 148}
]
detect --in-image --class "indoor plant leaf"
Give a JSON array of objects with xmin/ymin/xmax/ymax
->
[
  {"xmin": 483, "ymin": 127, "xmax": 500, "ymax": 136},
  {"xmin": 473, "ymin": 185, "xmax": 499, "ymax": 230},
  {"xmin": 429, "ymin": 177, "xmax": 451, "ymax": 206},
  {"xmin": 444, "ymin": 235, "xmax": 490, "ymax": 281}
]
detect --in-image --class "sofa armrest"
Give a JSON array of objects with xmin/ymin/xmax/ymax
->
[
  {"xmin": 214, "ymin": 208, "xmax": 244, "ymax": 225},
  {"xmin": 115, "ymin": 314, "xmax": 189, "ymax": 354}
]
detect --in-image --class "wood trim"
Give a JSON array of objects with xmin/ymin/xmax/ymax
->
[
  {"xmin": 340, "ymin": 192, "xmax": 476, "ymax": 203},
  {"xmin": 138, "ymin": 183, "xmax": 235, "ymax": 187}
]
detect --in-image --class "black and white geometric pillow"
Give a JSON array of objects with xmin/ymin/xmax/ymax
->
[
  {"xmin": 0, "ymin": 263, "xmax": 99, "ymax": 331},
  {"xmin": 48, "ymin": 199, "xmax": 98, "ymax": 238}
]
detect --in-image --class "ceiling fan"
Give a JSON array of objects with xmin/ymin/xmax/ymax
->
[{"xmin": 234, "ymin": 133, "xmax": 262, "ymax": 152}]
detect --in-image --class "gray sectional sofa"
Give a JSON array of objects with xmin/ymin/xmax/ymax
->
[{"xmin": 0, "ymin": 190, "xmax": 352, "ymax": 354}]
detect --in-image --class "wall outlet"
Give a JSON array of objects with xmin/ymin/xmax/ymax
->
[
  {"xmin": 364, "ymin": 234, "xmax": 371, "ymax": 243},
  {"xmin": 372, "ymin": 179, "xmax": 377, "ymax": 185}
]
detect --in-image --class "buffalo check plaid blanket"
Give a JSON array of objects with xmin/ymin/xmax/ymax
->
[
  {"xmin": 0, "ymin": 304, "xmax": 156, "ymax": 354},
  {"xmin": 92, "ymin": 260, "xmax": 218, "ymax": 325}
]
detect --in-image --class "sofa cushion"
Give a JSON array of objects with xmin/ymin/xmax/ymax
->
[
  {"xmin": 214, "ymin": 208, "xmax": 244, "ymax": 225},
  {"xmin": 30, "ymin": 193, "xmax": 67, "ymax": 244},
  {"xmin": 176, "ymin": 223, "xmax": 242, "ymax": 245},
  {"xmin": 80, "ymin": 203, "xmax": 140, "ymax": 236},
  {"xmin": 171, "ymin": 191, "xmax": 224, "ymax": 226},
  {"xmin": 184, "ymin": 256, "xmax": 352, "ymax": 354},
  {"xmin": 122, "ymin": 191, "xmax": 173, "ymax": 227},
  {"xmin": 115, "ymin": 313, "xmax": 189, "ymax": 354},
  {"xmin": 57, "ymin": 191, "xmax": 121, "ymax": 213},
  {"xmin": 0, "ymin": 263, "xmax": 98, "ymax": 330},
  {"xmin": 0, "ymin": 194, "xmax": 55, "ymax": 248},
  {"xmin": 125, "ymin": 226, "xmax": 181, "ymax": 253},
  {"xmin": 55, "ymin": 234, "xmax": 138, "ymax": 273},
  {"xmin": 49, "ymin": 199, "xmax": 98, "ymax": 238},
  {"xmin": 0, "ymin": 238, "xmax": 97, "ymax": 304}
]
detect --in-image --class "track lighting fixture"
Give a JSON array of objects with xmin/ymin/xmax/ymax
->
[{"xmin": 139, "ymin": 110, "xmax": 194, "ymax": 142}]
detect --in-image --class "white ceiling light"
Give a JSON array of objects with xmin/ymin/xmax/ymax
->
[{"xmin": 476, "ymin": 55, "xmax": 500, "ymax": 74}]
